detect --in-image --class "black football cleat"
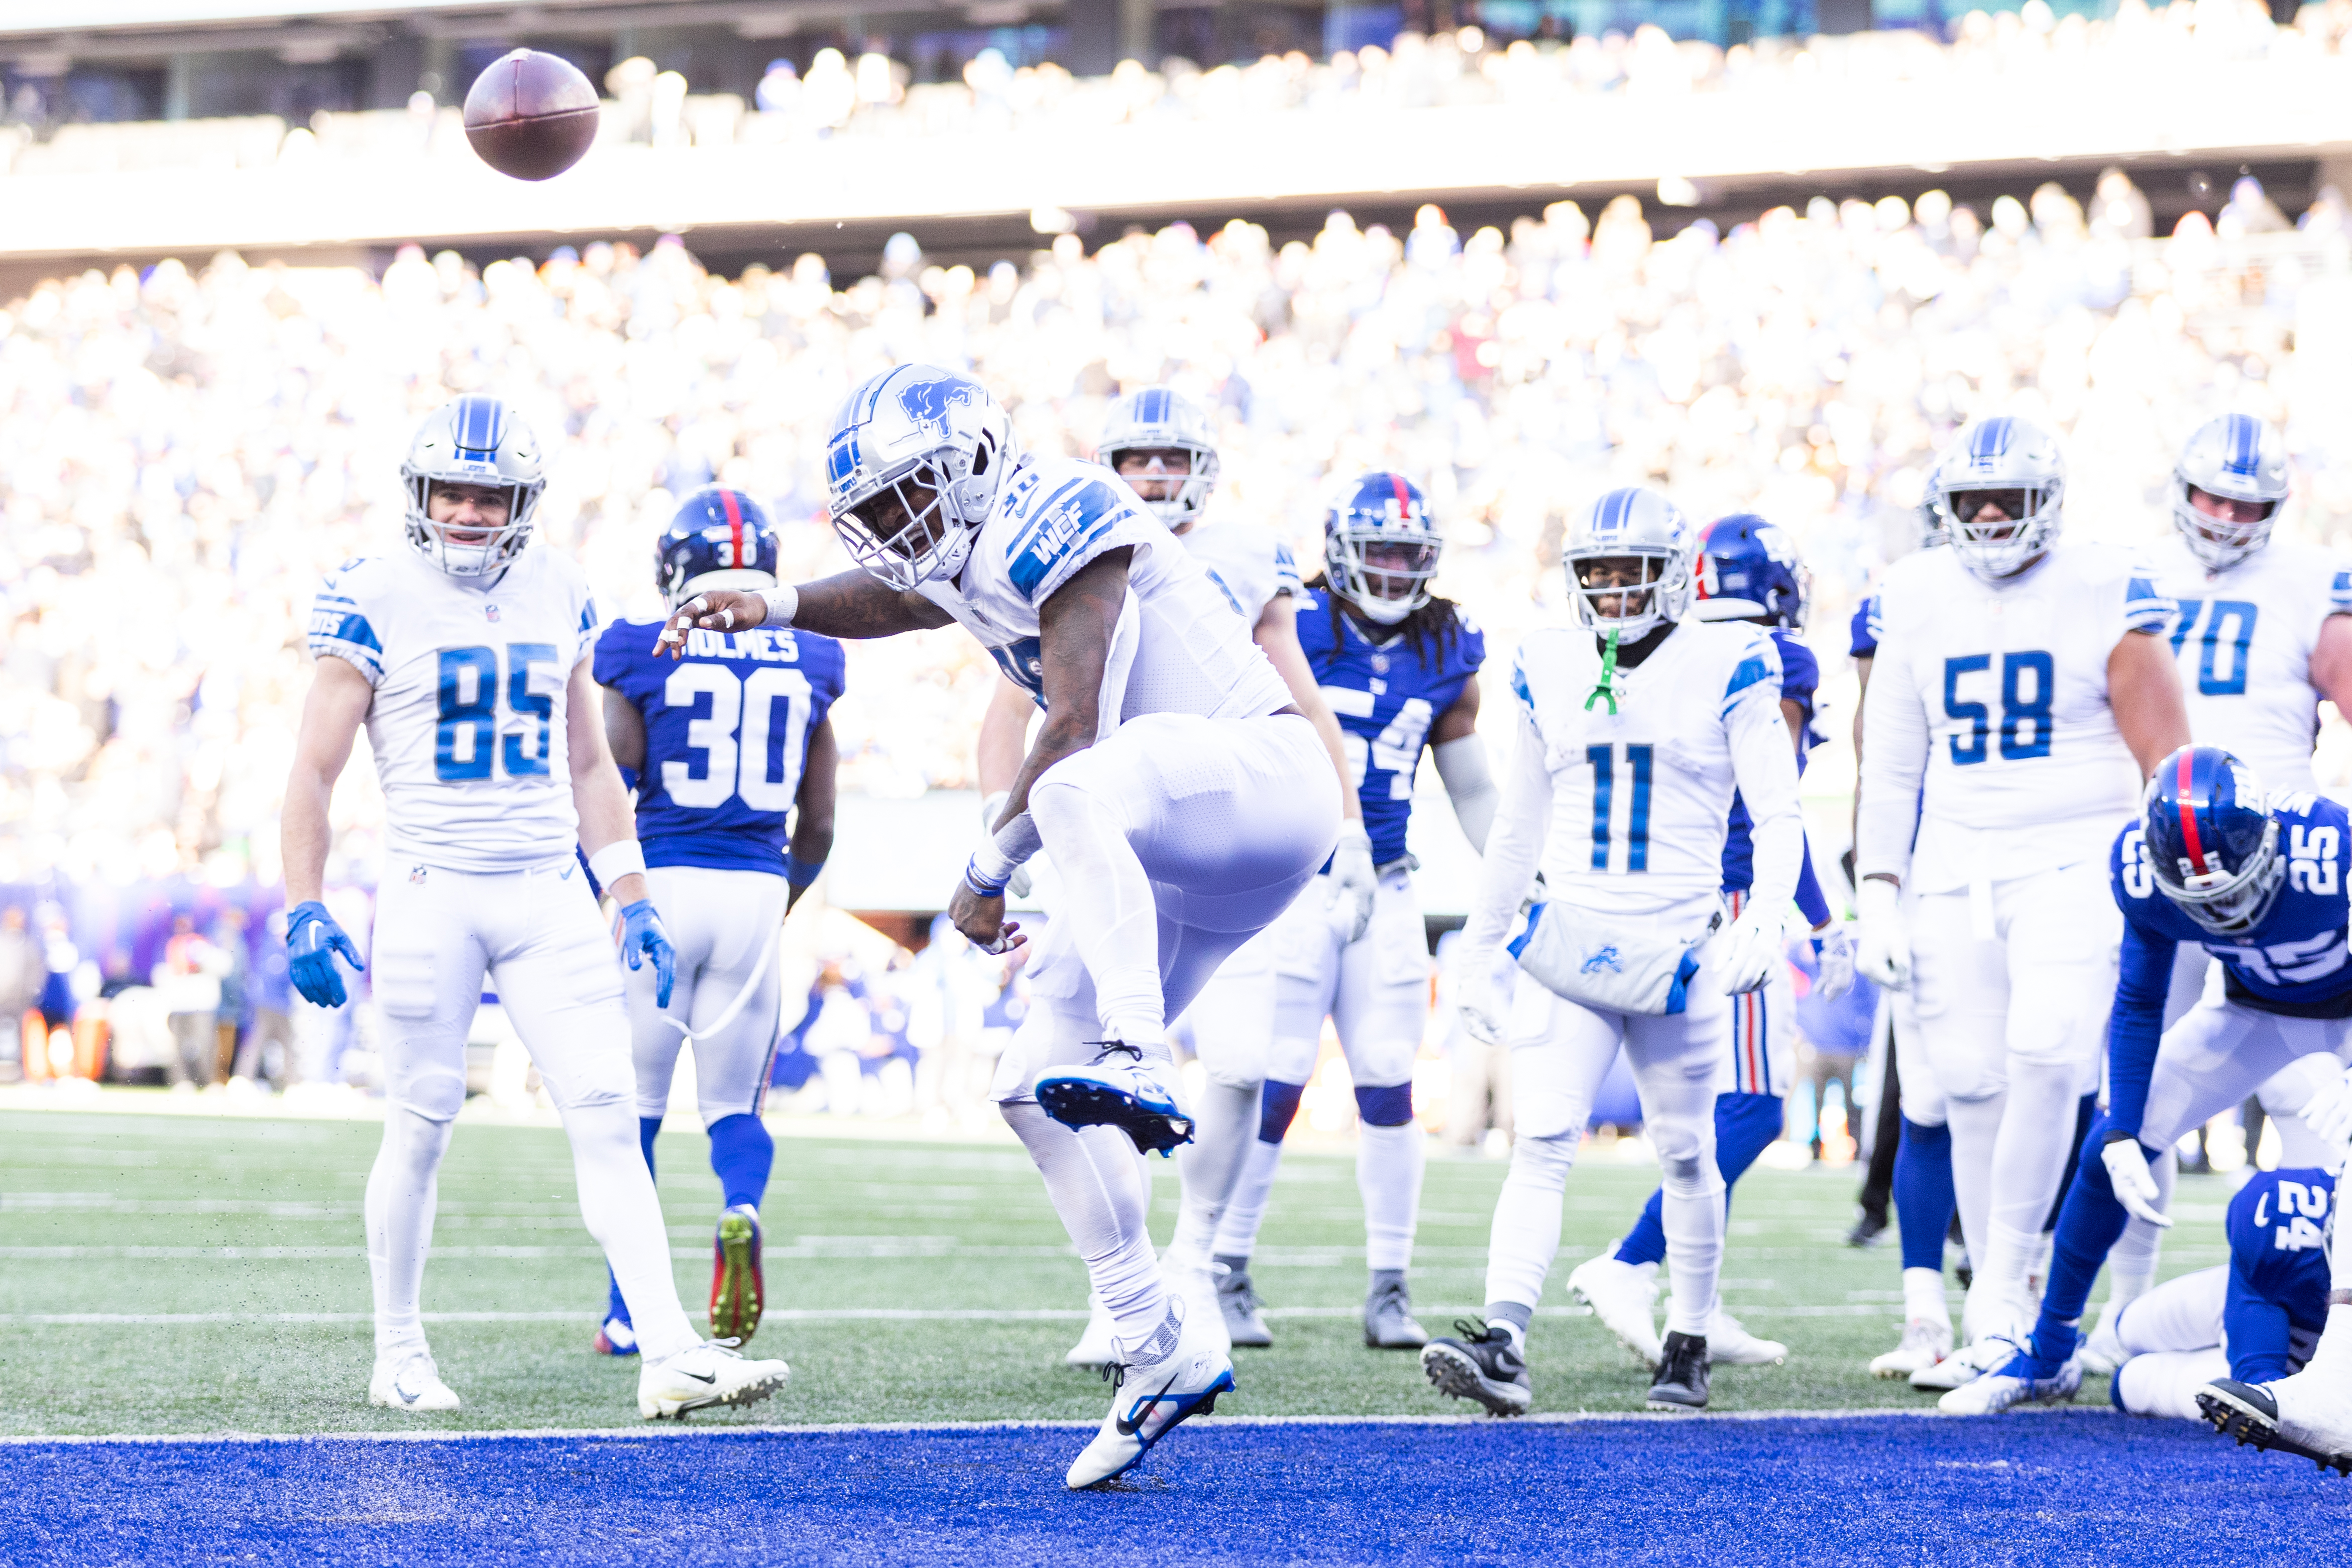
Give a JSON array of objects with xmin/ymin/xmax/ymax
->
[
  {"xmin": 1647, "ymin": 1330, "xmax": 1711, "ymax": 1412},
  {"xmin": 2197, "ymin": 1381, "xmax": 2352, "ymax": 1477},
  {"xmin": 1421, "ymin": 1320, "xmax": 1532, "ymax": 1416}
]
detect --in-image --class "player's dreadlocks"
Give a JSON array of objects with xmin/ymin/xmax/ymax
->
[{"xmin": 1304, "ymin": 572, "xmax": 1466, "ymax": 669}]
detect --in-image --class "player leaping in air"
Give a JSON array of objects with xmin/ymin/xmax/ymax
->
[
  {"xmin": 661, "ymin": 365, "xmax": 1340, "ymax": 1488},
  {"xmin": 283, "ymin": 395, "xmax": 792, "ymax": 1420},
  {"xmin": 1426, "ymin": 486, "xmax": 1803, "ymax": 1416},
  {"xmin": 588, "ymin": 486, "xmax": 843, "ymax": 1357}
]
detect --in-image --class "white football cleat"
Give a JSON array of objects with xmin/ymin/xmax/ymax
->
[
  {"xmin": 1036, "ymin": 1043, "xmax": 1194, "ymax": 1156},
  {"xmin": 1706, "ymin": 1308, "xmax": 1787, "ymax": 1367},
  {"xmin": 369, "ymin": 1351, "xmax": 461, "ymax": 1413},
  {"xmin": 1066, "ymin": 1292, "xmax": 1119, "ymax": 1368},
  {"xmin": 637, "ymin": 1338, "xmax": 791, "ymax": 1420},
  {"xmin": 1066, "ymin": 1298, "xmax": 1234, "ymax": 1489},
  {"xmin": 2199, "ymin": 1369, "xmax": 2352, "ymax": 1475},
  {"xmin": 1870, "ymin": 1317, "xmax": 1953, "ymax": 1380},
  {"xmin": 1910, "ymin": 1332, "xmax": 2013, "ymax": 1392},
  {"xmin": 1567, "ymin": 1246, "xmax": 1661, "ymax": 1369},
  {"xmin": 1936, "ymin": 1345, "xmax": 2080, "ymax": 1415},
  {"xmin": 2076, "ymin": 1297, "xmax": 2127, "ymax": 1377}
]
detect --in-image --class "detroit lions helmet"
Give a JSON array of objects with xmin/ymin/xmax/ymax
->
[
  {"xmin": 824, "ymin": 364, "xmax": 1016, "ymax": 591},
  {"xmin": 1325, "ymin": 472, "xmax": 1441, "ymax": 625},
  {"xmin": 1693, "ymin": 513, "xmax": 1810, "ymax": 629},
  {"xmin": 400, "ymin": 394, "xmax": 546, "ymax": 578},
  {"xmin": 1930, "ymin": 416, "xmax": 2065, "ymax": 583},
  {"xmin": 2141, "ymin": 745, "xmax": 2282, "ymax": 936},
  {"xmin": 657, "ymin": 486, "xmax": 779, "ymax": 609},
  {"xmin": 1563, "ymin": 487, "xmax": 1697, "ymax": 640},
  {"xmin": 2173, "ymin": 413, "xmax": 2291, "ymax": 572},
  {"xmin": 1098, "ymin": 387, "xmax": 1219, "ymax": 529}
]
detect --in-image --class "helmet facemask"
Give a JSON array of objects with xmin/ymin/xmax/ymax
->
[
  {"xmin": 1565, "ymin": 548, "xmax": 1691, "ymax": 640},
  {"xmin": 405, "ymin": 477, "xmax": 539, "ymax": 578},
  {"xmin": 2172, "ymin": 480, "xmax": 2278, "ymax": 572},
  {"xmin": 1940, "ymin": 485, "xmax": 2059, "ymax": 582},
  {"xmin": 1104, "ymin": 442, "xmax": 1218, "ymax": 530},
  {"xmin": 830, "ymin": 443, "xmax": 991, "ymax": 591},
  {"xmin": 2157, "ymin": 814, "xmax": 2285, "ymax": 936},
  {"xmin": 1329, "ymin": 529, "xmax": 1441, "ymax": 625}
]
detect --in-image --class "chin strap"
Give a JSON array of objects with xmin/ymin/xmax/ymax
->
[{"xmin": 1585, "ymin": 628, "xmax": 1621, "ymax": 714}]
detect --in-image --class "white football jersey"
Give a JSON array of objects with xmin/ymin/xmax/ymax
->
[
  {"xmin": 915, "ymin": 453, "xmax": 1292, "ymax": 722},
  {"xmin": 1858, "ymin": 541, "xmax": 2171, "ymax": 894},
  {"xmin": 2144, "ymin": 534, "xmax": 2352, "ymax": 794},
  {"xmin": 1509, "ymin": 619, "xmax": 1797, "ymax": 917},
  {"xmin": 1175, "ymin": 520, "xmax": 1301, "ymax": 625},
  {"xmin": 308, "ymin": 548, "xmax": 597, "ymax": 873}
]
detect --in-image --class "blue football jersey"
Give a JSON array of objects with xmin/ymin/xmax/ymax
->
[
  {"xmin": 1294, "ymin": 590, "xmax": 1485, "ymax": 867},
  {"xmin": 593, "ymin": 620, "xmax": 846, "ymax": 875},
  {"xmin": 2224, "ymin": 1167, "xmax": 2334, "ymax": 1383},
  {"xmin": 1722, "ymin": 628, "xmax": 1818, "ymax": 893},
  {"xmin": 1849, "ymin": 595, "xmax": 1880, "ymax": 660}
]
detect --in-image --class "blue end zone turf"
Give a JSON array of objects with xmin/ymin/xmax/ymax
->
[{"xmin": 2, "ymin": 1413, "xmax": 2338, "ymax": 1565}]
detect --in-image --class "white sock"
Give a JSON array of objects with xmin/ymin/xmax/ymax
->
[
  {"xmin": 2305, "ymin": 1227, "xmax": 2352, "ymax": 1379},
  {"xmin": 1004, "ymin": 1100, "xmax": 1170, "ymax": 1346},
  {"xmin": 563, "ymin": 1098, "xmax": 700, "ymax": 1361},
  {"xmin": 1983, "ymin": 1220, "xmax": 2044, "ymax": 1334},
  {"xmin": 1357, "ymin": 1117, "xmax": 1425, "ymax": 1273},
  {"xmin": 1661, "ymin": 1185, "xmax": 1727, "ymax": 1337},
  {"xmin": 365, "ymin": 1106, "xmax": 452, "ymax": 1359},
  {"xmin": 1211, "ymin": 1135, "xmax": 1285, "ymax": 1260},
  {"xmin": 1030, "ymin": 775, "xmax": 1165, "ymax": 1043},
  {"xmin": 1944, "ymin": 1092, "xmax": 2005, "ymax": 1288},
  {"xmin": 1903, "ymin": 1266, "xmax": 1951, "ymax": 1328},
  {"xmin": 1171, "ymin": 1079, "xmax": 1259, "ymax": 1267},
  {"xmin": 1483, "ymin": 1132, "xmax": 1577, "ymax": 1310}
]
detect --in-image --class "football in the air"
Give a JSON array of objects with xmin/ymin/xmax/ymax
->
[{"xmin": 463, "ymin": 49, "xmax": 600, "ymax": 181}]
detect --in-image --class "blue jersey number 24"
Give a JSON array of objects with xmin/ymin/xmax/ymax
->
[{"xmin": 436, "ymin": 643, "xmax": 557, "ymax": 782}]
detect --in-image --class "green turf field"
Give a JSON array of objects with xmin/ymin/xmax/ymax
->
[{"xmin": 0, "ymin": 1101, "xmax": 2239, "ymax": 1436}]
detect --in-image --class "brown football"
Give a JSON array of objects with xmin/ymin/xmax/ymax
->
[{"xmin": 463, "ymin": 49, "xmax": 600, "ymax": 181}]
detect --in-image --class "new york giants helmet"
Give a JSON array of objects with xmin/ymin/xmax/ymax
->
[
  {"xmin": 1693, "ymin": 513, "xmax": 1810, "ymax": 629},
  {"xmin": 824, "ymin": 364, "xmax": 1016, "ymax": 591},
  {"xmin": 1098, "ymin": 386, "xmax": 1219, "ymax": 529},
  {"xmin": 1324, "ymin": 472, "xmax": 1441, "ymax": 625},
  {"xmin": 657, "ymin": 486, "xmax": 779, "ymax": 609},
  {"xmin": 1930, "ymin": 416, "xmax": 2065, "ymax": 583},
  {"xmin": 1563, "ymin": 487, "xmax": 1696, "ymax": 640},
  {"xmin": 2141, "ymin": 745, "xmax": 2282, "ymax": 936},
  {"xmin": 2173, "ymin": 413, "xmax": 2291, "ymax": 572},
  {"xmin": 400, "ymin": 394, "xmax": 546, "ymax": 578}
]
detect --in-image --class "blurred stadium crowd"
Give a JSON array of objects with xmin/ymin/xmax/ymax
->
[{"xmin": 1, "ymin": 31, "xmax": 2347, "ymax": 1127}]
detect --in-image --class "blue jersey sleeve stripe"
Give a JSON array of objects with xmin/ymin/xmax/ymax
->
[
  {"xmin": 1721, "ymin": 654, "xmax": 1775, "ymax": 713},
  {"xmin": 2123, "ymin": 577, "xmax": 2174, "ymax": 634},
  {"xmin": 2331, "ymin": 571, "xmax": 2352, "ymax": 616},
  {"xmin": 1509, "ymin": 653, "xmax": 1534, "ymax": 714},
  {"xmin": 307, "ymin": 607, "xmax": 382, "ymax": 654}
]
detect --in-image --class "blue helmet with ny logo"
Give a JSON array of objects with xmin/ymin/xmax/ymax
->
[
  {"xmin": 2140, "ymin": 745, "xmax": 2282, "ymax": 935},
  {"xmin": 1693, "ymin": 512, "xmax": 1810, "ymax": 629},
  {"xmin": 1324, "ymin": 472, "xmax": 1441, "ymax": 625},
  {"xmin": 824, "ymin": 364, "xmax": 1016, "ymax": 590},
  {"xmin": 657, "ymin": 486, "xmax": 779, "ymax": 610}
]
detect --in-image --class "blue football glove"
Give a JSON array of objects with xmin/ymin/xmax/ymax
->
[
  {"xmin": 286, "ymin": 901, "xmax": 364, "ymax": 1010},
  {"xmin": 619, "ymin": 899, "xmax": 676, "ymax": 1009}
]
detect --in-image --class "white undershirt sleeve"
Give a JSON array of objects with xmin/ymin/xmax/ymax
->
[
  {"xmin": 1460, "ymin": 709, "xmax": 1554, "ymax": 960},
  {"xmin": 1726, "ymin": 687, "xmax": 1804, "ymax": 915},
  {"xmin": 1856, "ymin": 625, "xmax": 1930, "ymax": 885},
  {"xmin": 1432, "ymin": 734, "xmax": 1499, "ymax": 855}
]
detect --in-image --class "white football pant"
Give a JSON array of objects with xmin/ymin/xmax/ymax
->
[
  {"xmin": 1485, "ymin": 899, "xmax": 1731, "ymax": 1339},
  {"xmin": 367, "ymin": 860, "xmax": 698, "ymax": 1362},
  {"xmin": 2107, "ymin": 1264, "xmax": 2229, "ymax": 1420},
  {"xmin": 1167, "ymin": 921, "xmax": 1278, "ymax": 1268},
  {"xmin": 623, "ymin": 864, "xmax": 787, "ymax": 1127},
  {"xmin": 1908, "ymin": 860, "xmax": 2118, "ymax": 1339}
]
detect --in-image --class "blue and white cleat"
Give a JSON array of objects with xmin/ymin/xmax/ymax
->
[
  {"xmin": 1037, "ymin": 1043, "xmax": 1195, "ymax": 1156},
  {"xmin": 594, "ymin": 1307, "xmax": 639, "ymax": 1357},
  {"xmin": 1937, "ymin": 1343, "xmax": 2081, "ymax": 1415},
  {"xmin": 1066, "ymin": 1297, "xmax": 1234, "ymax": 1488},
  {"xmin": 369, "ymin": 1350, "xmax": 461, "ymax": 1412}
]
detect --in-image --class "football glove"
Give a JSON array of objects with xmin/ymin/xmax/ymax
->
[
  {"xmin": 1855, "ymin": 877, "xmax": 1911, "ymax": 992},
  {"xmin": 979, "ymin": 792, "xmax": 1032, "ymax": 901},
  {"xmin": 1811, "ymin": 923, "xmax": 1856, "ymax": 1002},
  {"xmin": 1717, "ymin": 904, "xmax": 1783, "ymax": 995},
  {"xmin": 286, "ymin": 901, "xmax": 364, "ymax": 1010},
  {"xmin": 619, "ymin": 899, "xmax": 677, "ymax": 1009},
  {"xmin": 1330, "ymin": 821, "xmax": 1377, "ymax": 943},
  {"xmin": 1457, "ymin": 956, "xmax": 1507, "ymax": 1047},
  {"xmin": 2299, "ymin": 1061, "xmax": 2352, "ymax": 1149},
  {"xmin": 2099, "ymin": 1133, "xmax": 2173, "ymax": 1230}
]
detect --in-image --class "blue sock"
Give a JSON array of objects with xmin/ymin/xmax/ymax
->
[
  {"xmin": 1618, "ymin": 1092, "xmax": 1786, "ymax": 1267},
  {"xmin": 1894, "ymin": 1117, "xmax": 1956, "ymax": 1274},
  {"xmin": 607, "ymin": 1117, "xmax": 665, "ymax": 1322},
  {"xmin": 1258, "ymin": 1081, "xmax": 1306, "ymax": 1145},
  {"xmin": 2028, "ymin": 1114, "xmax": 2135, "ymax": 1366},
  {"xmin": 707, "ymin": 1112, "xmax": 774, "ymax": 1213}
]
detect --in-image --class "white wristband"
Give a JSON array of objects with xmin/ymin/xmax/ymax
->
[
  {"xmin": 757, "ymin": 585, "xmax": 799, "ymax": 627},
  {"xmin": 967, "ymin": 811, "xmax": 1044, "ymax": 892},
  {"xmin": 589, "ymin": 840, "xmax": 647, "ymax": 889}
]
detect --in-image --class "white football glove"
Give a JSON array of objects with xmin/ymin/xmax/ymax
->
[
  {"xmin": 2099, "ymin": 1134, "xmax": 2173, "ymax": 1230},
  {"xmin": 2299, "ymin": 1062, "xmax": 2352, "ymax": 1149},
  {"xmin": 1329, "ymin": 821, "xmax": 1377, "ymax": 943},
  {"xmin": 978, "ymin": 792, "xmax": 1032, "ymax": 901},
  {"xmin": 1457, "ymin": 956, "xmax": 1507, "ymax": 1047},
  {"xmin": 1717, "ymin": 904, "xmax": 1784, "ymax": 995},
  {"xmin": 1855, "ymin": 877, "xmax": 1911, "ymax": 992},
  {"xmin": 1811, "ymin": 923, "xmax": 1855, "ymax": 1002}
]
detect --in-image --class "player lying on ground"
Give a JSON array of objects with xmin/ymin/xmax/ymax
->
[
  {"xmin": 1204, "ymin": 471, "xmax": 1496, "ymax": 1355},
  {"xmin": 1567, "ymin": 512, "xmax": 1852, "ymax": 1374},
  {"xmin": 589, "ymin": 486, "xmax": 842, "ymax": 1356},
  {"xmin": 974, "ymin": 387, "xmax": 1372, "ymax": 1369},
  {"xmin": 1856, "ymin": 415, "xmax": 2189, "ymax": 1392},
  {"xmin": 284, "ymin": 395, "xmax": 791, "ymax": 1420},
  {"xmin": 661, "ymin": 366, "xmax": 1339, "ymax": 1488},
  {"xmin": 1425, "ymin": 485, "xmax": 1802, "ymax": 1416},
  {"xmin": 1937, "ymin": 746, "xmax": 2351, "ymax": 1420}
]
